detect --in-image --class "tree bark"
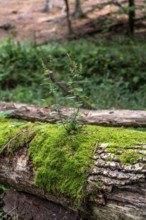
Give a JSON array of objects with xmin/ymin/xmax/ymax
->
[
  {"xmin": 87, "ymin": 142, "xmax": 146, "ymax": 219},
  {"xmin": 64, "ymin": 0, "xmax": 73, "ymax": 34},
  {"xmin": 128, "ymin": 0, "xmax": 135, "ymax": 36},
  {"xmin": 0, "ymin": 142, "xmax": 146, "ymax": 219},
  {"xmin": 1, "ymin": 101, "xmax": 146, "ymax": 128},
  {"xmin": 0, "ymin": 146, "xmax": 76, "ymax": 209},
  {"xmin": 74, "ymin": 0, "xmax": 84, "ymax": 18}
]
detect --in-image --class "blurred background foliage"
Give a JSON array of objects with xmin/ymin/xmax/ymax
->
[{"xmin": 0, "ymin": 36, "xmax": 146, "ymax": 110}]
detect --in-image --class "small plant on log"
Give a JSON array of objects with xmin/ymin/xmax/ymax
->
[{"xmin": 42, "ymin": 55, "xmax": 92, "ymax": 134}]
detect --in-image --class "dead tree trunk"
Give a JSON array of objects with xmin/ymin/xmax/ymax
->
[
  {"xmin": 1, "ymin": 102, "xmax": 146, "ymax": 219},
  {"xmin": 0, "ymin": 121, "xmax": 146, "ymax": 219},
  {"xmin": 1, "ymin": 101, "xmax": 146, "ymax": 127},
  {"xmin": 64, "ymin": 0, "xmax": 73, "ymax": 34},
  {"xmin": 0, "ymin": 145, "xmax": 146, "ymax": 219}
]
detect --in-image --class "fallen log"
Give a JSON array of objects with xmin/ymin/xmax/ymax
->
[
  {"xmin": 0, "ymin": 119, "xmax": 146, "ymax": 219},
  {"xmin": 1, "ymin": 101, "xmax": 146, "ymax": 127}
]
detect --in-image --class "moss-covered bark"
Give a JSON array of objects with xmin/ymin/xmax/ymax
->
[{"xmin": 0, "ymin": 119, "xmax": 146, "ymax": 219}]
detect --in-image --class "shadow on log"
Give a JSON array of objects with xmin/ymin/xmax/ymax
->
[{"xmin": 1, "ymin": 190, "xmax": 78, "ymax": 220}]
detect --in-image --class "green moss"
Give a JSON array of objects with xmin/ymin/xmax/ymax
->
[
  {"xmin": 119, "ymin": 150, "xmax": 141, "ymax": 165},
  {"xmin": 29, "ymin": 124, "xmax": 98, "ymax": 204},
  {"xmin": 97, "ymin": 126, "xmax": 146, "ymax": 164},
  {"xmin": 1, "ymin": 120, "xmax": 146, "ymax": 205},
  {"xmin": 28, "ymin": 125, "xmax": 146, "ymax": 203},
  {"xmin": 92, "ymin": 126, "xmax": 146, "ymax": 148},
  {"xmin": 0, "ymin": 120, "xmax": 23, "ymax": 149},
  {"xmin": 0, "ymin": 120, "xmax": 38, "ymax": 154}
]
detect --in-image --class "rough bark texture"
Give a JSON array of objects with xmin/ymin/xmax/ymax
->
[
  {"xmin": 1, "ymin": 102, "xmax": 146, "ymax": 219},
  {"xmin": 0, "ymin": 147, "xmax": 73, "ymax": 209},
  {"xmin": 86, "ymin": 143, "xmax": 146, "ymax": 220},
  {"xmin": 0, "ymin": 142, "xmax": 146, "ymax": 219},
  {"xmin": 1, "ymin": 101, "xmax": 146, "ymax": 127}
]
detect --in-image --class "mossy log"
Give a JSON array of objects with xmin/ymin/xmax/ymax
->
[
  {"xmin": 1, "ymin": 101, "xmax": 146, "ymax": 127},
  {"xmin": 0, "ymin": 119, "xmax": 146, "ymax": 219}
]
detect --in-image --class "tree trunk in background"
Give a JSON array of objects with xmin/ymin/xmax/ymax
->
[
  {"xmin": 74, "ymin": 0, "xmax": 84, "ymax": 18},
  {"xmin": 64, "ymin": 0, "xmax": 73, "ymax": 34},
  {"xmin": 43, "ymin": 0, "xmax": 52, "ymax": 12},
  {"xmin": 128, "ymin": 0, "xmax": 135, "ymax": 36}
]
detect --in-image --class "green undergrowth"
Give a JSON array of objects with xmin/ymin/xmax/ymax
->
[
  {"xmin": 1, "ymin": 38, "xmax": 146, "ymax": 109},
  {"xmin": 0, "ymin": 120, "xmax": 146, "ymax": 205}
]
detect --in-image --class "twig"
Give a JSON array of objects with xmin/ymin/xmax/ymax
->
[{"xmin": 48, "ymin": 71, "xmax": 93, "ymax": 109}]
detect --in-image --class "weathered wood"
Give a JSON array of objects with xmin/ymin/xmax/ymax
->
[
  {"xmin": 86, "ymin": 143, "xmax": 146, "ymax": 220},
  {"xmin": 1, "ymin": 101, "xmax": 146, "ymax": 127},
  {"xmin": 0, "ymin": 147, "xmax": 72, "ymax": 209},
  {"xmin": 1, "ymin": 102, "xmax": 146, "ymax": 219},
  {"xmin": 0, "ymin": 142, "xmax": 146, "ymax": 219}
]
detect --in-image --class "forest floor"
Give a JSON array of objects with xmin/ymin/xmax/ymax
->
[{"xmin": 0, "ymin": 0, "xmax": 145, "ymax": 45}]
